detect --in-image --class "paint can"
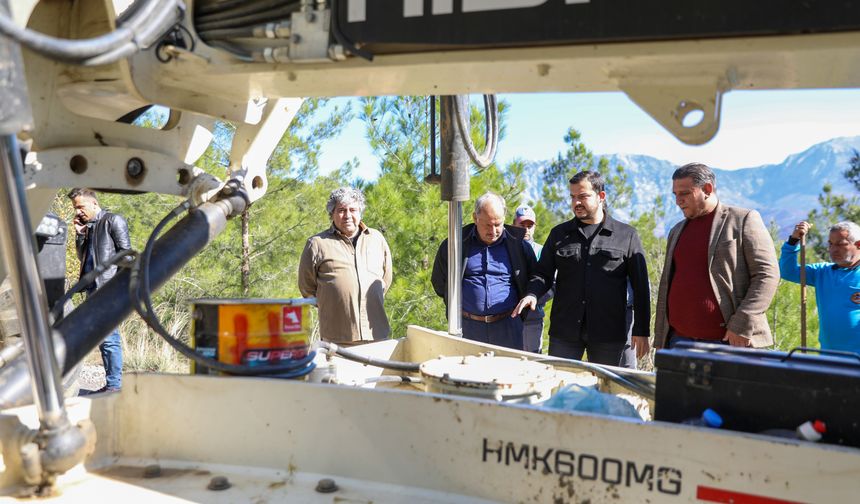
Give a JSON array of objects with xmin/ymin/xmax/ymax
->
[{"xmin": 190, "ymin": 298, "xmax": 314, "ymax": 375}]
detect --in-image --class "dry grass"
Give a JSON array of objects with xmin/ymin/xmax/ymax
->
[{"xmin": 83, "ymin": 302, "xmax": 191, "ymax": 375}]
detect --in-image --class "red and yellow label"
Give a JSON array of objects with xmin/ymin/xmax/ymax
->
[{"xmin": 217, "ymin": 303, "xmax": 310, "ymax": 365}]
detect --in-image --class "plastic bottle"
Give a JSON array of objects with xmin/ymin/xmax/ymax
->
[
  {"xmin": 761, "ymin": 420, "xmax": 827, "ymax": 442},
  {"xmin": 796, "ymin": 420, "xmax": 827, "ymax": 442},
  {"xmin": 681, "ymin": 408, "xmax": 723, "ymax": 428}
]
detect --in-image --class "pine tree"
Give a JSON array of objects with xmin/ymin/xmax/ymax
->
[{"xmin": 806, "ymin": 150, "xmax": 860, "ymax": 257}]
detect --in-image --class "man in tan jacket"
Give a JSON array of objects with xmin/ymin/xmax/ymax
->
[
  {"xmin": 654, "ymin": 163, "xmax": 779, "ymax": 349},
  {"xmin": 299, "ymin": 187, "xmax": 392, "ymax": 343}
]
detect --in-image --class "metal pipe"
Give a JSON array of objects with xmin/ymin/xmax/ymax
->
[
  {"xmin": 447, "ymin": 201, "xmax": 463, "ymax": 336},
  {"xmin": 439, "ymin": 96, "xmax": 470, "ymax": 202},
  {"xmin": 0, "ymin": 134, "xmax": 65, "ymax": 429},
  {"xmin": 439, "ymin": 96, "xmax": 470, "ymax": 337}
]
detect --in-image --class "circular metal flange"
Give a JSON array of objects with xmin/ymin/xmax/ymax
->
[{"xmin": 419, "ymin": 355, "xmax": 557, "ymax": 403}]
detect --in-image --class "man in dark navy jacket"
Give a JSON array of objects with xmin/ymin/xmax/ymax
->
[
  {"xmin": 432, "ymin": 192, "xmax": 537, "ymax": 350},
  {"xmin": 513, "ymin": 171, "xmax": 650, "ymax": 368}
]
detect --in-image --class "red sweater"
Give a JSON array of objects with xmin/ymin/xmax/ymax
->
[{"xmin": 668, "ymin": 210, "xmax": 725, "ymax": 340}]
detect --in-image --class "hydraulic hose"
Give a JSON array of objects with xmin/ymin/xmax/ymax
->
[
  {"xmin": 197, "ymin": 26, "xmax": 259, "ymax": 41},
  {"xmin": 453, "ymin": 94, "xmax": 499, "ymax": 169},
  {"xmin": 318, "ymin": 341, "xmax": 421, "ymax": 373},
  {"xmin": 128, "ymin": 201, "xmax": 317, "ymax": 377},
  {"xmin": 536, "ymin": 358, "xmax": 656, "ymax": 400},
  {"xmin": 195, "ymin": 4, "xmax": 298, "ymax": 32},
  {"xmin": 0, "ymin": 0, "xmax": 183, "ymax": 64},
  {"xmin": 363, "ymin": 375, "xmax": 423, "ymax": 385},
  {"xmin": 329, "ymin": 0, "xmax": 373, "ymax": 61},
  {"xmin": 204, "ymin": 39, "xmax": 254, "ymax": 61},
  {"xmin": 0, "ymin": 197, "xmax": 248, "ymax": 409},
  {"xmin": 83, "ymin": 1, "xmax": 185, "ymax": 66},
  {"xmin": 49, "ymin": 249, "xmax": 138, "ymax": 322},
  {"xmin": 196, "ymin": 0, "xmax": 252, "ymax": 16},
  {"xmin": 195, "ymin": 0, "xmax": 298, "ymax": 24}
]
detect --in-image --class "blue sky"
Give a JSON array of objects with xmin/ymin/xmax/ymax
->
[{"xmin": 318, "ymin": 89, "xmax": 860, "ymax": 180}]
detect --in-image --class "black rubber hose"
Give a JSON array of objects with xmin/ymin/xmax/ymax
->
[
  {"xmin": 535, "ymin": 358, "xmax": 655, "ymax": 400},
  {"xmin": 195, "ymin": 0, "xmax": 298, "ymax": 24},
  {"xmin": 329, "ymin": 0, "xmax": 373, "ymax": 61},
  {"xmin": 49, "ymin": 249, "xmax": 138, "ymax": 322},
  {"xmin": 60, "ymin": 202, "xmax": 235, "ymax": 373},
  {"xmin": 194, "ymin": 4, "xmax": 298, "ymax": 32},
  {"xmin": 195, "ymin": 0, "xmax": 251, "ymax": 16},
  {"xmin": 0, "ymin": 202, "xmax": 235, "ymax": 409},
  {"xmin": 116, "ymin": 105, "xmax": 154, "ymax": 124},
  {"xmin": 128, "ymin": 202, "xmax": 320, "ymax": 376},
  {"xmin": 197, "ymin": 26, "xmax": 259, "ymax": 41},
  {"xmin": 318, "ymin": 341, "xmax": 421, "ymax": 373},
  {"xmin": 204, "ymin": 39, "xmax": 255, "ymax": 61}
]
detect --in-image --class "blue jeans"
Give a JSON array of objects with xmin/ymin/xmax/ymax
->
[
  {"xmin": 100, "ymin": 328, "xmax": 123, "ymax": 389},
  {"xmin": 462, "ymin": 316, "xmax": 524, "ymax": 350}
]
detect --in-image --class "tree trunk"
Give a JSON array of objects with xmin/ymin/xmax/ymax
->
[{"xmin": 241, "ymin": 207, "xmax": 250, "ymax": 296}]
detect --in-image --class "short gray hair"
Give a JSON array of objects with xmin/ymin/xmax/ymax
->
[
  {"xmin": 831, "ymin": 221, "xmax": 860, "ymax": 242},
  {"xmin": 473, "ymin": 192, "xmax": 506, "ymax": 217},
  {"xmin": 673, "ymin": 162, "xmax": 716, "ymax": 188},
  {"xmin": 326, "ymin": 187, "xmax": 366, "ymax": 216}
]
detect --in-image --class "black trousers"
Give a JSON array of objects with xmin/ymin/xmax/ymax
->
[{"xmin": 548, "ymin": 334, "xmax": 636, "ymax": 369}]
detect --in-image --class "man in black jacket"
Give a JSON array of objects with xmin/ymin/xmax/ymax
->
[
  {"xmin": 432, "ymin": 192, "xmax": 537, "ymax": 350},
  {"xmin": 68, "ymin": 188, "xmax": 131, "ymax": 392},
  {"xmin": 513, "ymin": 171, "xmax": 650, "ymax": 368}
]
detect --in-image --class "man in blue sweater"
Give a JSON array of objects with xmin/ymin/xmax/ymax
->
[{"xmin": 779, "ymin": 221, "xmax": 860, "ymax": 353}]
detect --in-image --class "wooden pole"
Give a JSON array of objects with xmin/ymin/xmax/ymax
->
[{"xmin": 800, "ymin": 235, "xmax": 807, "ymax": 349}]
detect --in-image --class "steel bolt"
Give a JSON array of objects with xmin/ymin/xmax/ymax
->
[
  {"xmin": 292, "ymin": 34, "xmax": 302, "ymax": 44},
  {"xmin": 315, "ymin": 478, "xmax": 338, "ymax": 493},
  {"xmin": 143, "ymin": 464, "xmax": 161, "ymax": 478},
  {"xmin": 208, "ymin": 475, "xmax": 231, "ymax": 491},
  {"xmin": 126, "ymin": 157, "xmax": 145, "ymax": 179}
]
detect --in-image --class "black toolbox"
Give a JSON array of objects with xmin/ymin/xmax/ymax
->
[{"xmin": 654, "ymin": 343, "xmax": 860, "ymax": 447}]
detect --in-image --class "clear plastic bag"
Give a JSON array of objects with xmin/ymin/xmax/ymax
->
[{"xmin": 541, "ymin": 384, "xmax": 641, "ymax": 419}]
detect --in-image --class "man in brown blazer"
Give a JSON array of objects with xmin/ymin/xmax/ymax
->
[
  {"xmin": 654, "ymin": 163, "xmax": 779, "ymax": 349},
  {"xmin": 299, "ymin": 187, "xmax": 392, "ymax": 344}
]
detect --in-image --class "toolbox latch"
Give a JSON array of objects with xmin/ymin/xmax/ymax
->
[{"xmin": 686, "ymin": 361, "xmax": 713, "ymax": 389}]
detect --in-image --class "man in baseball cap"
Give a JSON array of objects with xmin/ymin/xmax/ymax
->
[{"xmin": 513, "ymin": 205, "xmax": 551, "ymax": 353}]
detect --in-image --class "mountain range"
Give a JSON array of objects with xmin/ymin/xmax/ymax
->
[{"xmin": 522, "ymin": 136, "xmax": 860, "ymax": 236}]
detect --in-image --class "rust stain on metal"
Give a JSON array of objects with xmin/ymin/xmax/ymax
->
[
  {"xmin": 96, "ymin": 465, "xmax": 209, "ymax": 480},
  {"xmin": 557, "ymin": 474, "xmax": 576, "ymax": 499},
  {"xmin": 605, "ymin": 483, "xmax": 621, "ymax": 499}
]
